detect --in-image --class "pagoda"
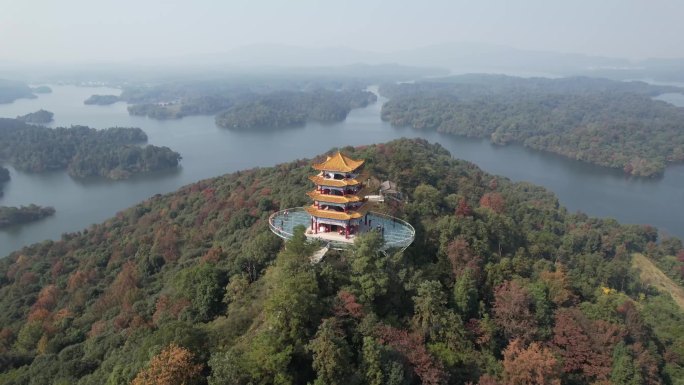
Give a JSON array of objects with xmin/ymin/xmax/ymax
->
[
  {"xmin": 269, "ymin": 151, "xmax": 415, "ymax": 254},
  {"xmin": 305, "ymin": 152, "xmax": 368, "ymax": 239}
]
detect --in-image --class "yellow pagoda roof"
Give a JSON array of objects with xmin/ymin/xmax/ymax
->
[
  {"xmin": 309, "ymin": 174, "xmax": 364, "ymax": 187},
  {"xmin": 305, "ymin": 205, "xmax": 367, "ymax": 221},
  {"xmin": 312, "ymin": 152, "xmax": 365, "ymax": 173},
  {"xmin": 307, "ymin": 190, "xmax": 363, "ymax": 204}
]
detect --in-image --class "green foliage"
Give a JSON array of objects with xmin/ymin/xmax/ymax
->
[{"xmin": 611, "ymin": 342, "xmax": 643, "ymax": 385}]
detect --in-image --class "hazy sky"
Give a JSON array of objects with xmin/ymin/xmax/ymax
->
[{"xmin": 1, "ymin": 0, "xmax": 683, "ymax": 63}]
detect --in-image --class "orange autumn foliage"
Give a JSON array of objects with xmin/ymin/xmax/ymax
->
[
  {"xmin": 131, "ymin": 343, "xmax": 202, "ymax": 385},
  {"xmin": 503, "ymin": 339, "xmax": 561, "ymax": 385},
  {"xmin": 480, "ymin": 192, "xmax": 505, "ymax": 214}
]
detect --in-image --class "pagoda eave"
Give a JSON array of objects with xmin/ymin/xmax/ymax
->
[
  {"xmin": 307, "ymin": 190, "xmax": 363, "ymax": 204},
  {"xmin": 309, "ymin": 172, "xmax": 368, "ymax": 188},
  {"xmin": 305, "ymin": 206, "xmax": 367, "ymax": 221}
]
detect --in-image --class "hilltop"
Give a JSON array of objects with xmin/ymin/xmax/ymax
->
[{"xmin": 1, "ymin": 139, "xmax": 683, "ymax": 384}]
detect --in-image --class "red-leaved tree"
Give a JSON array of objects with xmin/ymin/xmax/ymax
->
[{"xmin": 493, "ymin": 281, "xmax": 538, "ymax": 343}]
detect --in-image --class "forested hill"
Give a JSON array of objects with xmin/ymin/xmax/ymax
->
[
  {"xmin": 0, "ymin": 118, "xmax": 181, "ymax": 179},
  {"xmin": 1, "ymin": 139, "xmax": 684, "ymax": 384},
  {"xmin": 380, "ymin": 75, "xmax": 684, "ymax": 176}
]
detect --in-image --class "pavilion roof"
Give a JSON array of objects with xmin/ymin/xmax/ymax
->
[
  {"xmin": 305, "ymin": 205, "xmax": 368, "ymax": 221},
  {"xmin": 312, "ymin": 152, "xmax": 365, "ymax": 173}
]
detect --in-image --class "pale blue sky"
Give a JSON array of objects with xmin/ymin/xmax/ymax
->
[{"xmin": 1, "ymin": 0, "xmax": 682, "ymax": 63}]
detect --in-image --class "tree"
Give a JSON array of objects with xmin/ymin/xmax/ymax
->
[
  {"xmin": 480, "ymin": 192, "xmax": 505, "ymax": 214},
  {"xmin": 453, "ymin": 268, "xmax": 479, "ymax": 319},
  {"xmin": 611, "ymin": 342, "xmax": 642, "ymax": 385},
  {"xmin": 349, "ymin": 231, "xmax": 389, "ymax": 305},
  {"xmin": 176, "ymin": 263, "xmax": 225, "ymax": 322},
  {"xmin": 456, "ymin": 197, "xmax": 473, "ymax": 217},
  {"xmin": 447, "ymin": 236, "xmax": 483, "ymax": 280},
  {"xmin": 493, "ymin": 281, "xmax": 538, "ymax": 343},
  {"xmin": 362, "ymin": 337, "xmax": 384, "ymax": 385},
  {"xmin": 307, "ymin": 318, "xmax": 353, "ymax": 385},
  {"xmin": 131, "ymin": 343, "xmax": 202, "ymax": 385},
  {"xmin": 208, "ymin": 349, "xmax": 248, "ymax": 385},
  {"xmin": 502, "ymin": 339, "xmax": 561, "ymax": 385},
  {"xmin": 412, "ymin": 280, "xmax": 447, "ymax": 337},
  {"xmin": 375, "ymin": 325, "xmax": 447, "ymax": 385},
  {"xmin": 413, "ymin": 184, "xmax": 441, "ymax": 216},
  {"xmin": 552, "ymin": 308, "xmax": 623, "ymax": 381}
]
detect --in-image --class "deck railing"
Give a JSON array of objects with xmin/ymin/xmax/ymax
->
[{"xmin": 268, "ymin": 207, "xmax": 415, "ymax": 252}]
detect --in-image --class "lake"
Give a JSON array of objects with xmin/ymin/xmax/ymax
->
[{"xmin": 1, "ymin": 85, "xmax": 684, "ymax": 257}]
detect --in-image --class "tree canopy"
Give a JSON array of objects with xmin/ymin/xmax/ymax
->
[{"xmin": 0, "ymin": 139, "xmax": 682, "ymax": 384}]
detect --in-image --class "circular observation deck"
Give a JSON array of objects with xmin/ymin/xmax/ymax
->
[{"xmin": 269, "ymin": 207, "xmax": 415, "ymax": 252}]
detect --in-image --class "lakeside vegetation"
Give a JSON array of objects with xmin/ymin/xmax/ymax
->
[
  {"xmin": 0, "ymin": 118, "xmax": 181, "ymax": 179},
  {"xmin": 0, "ymin": 204, "xmax": 55, "ymax": 228},
  {"xmin": 0, "ymin": 80, "xmax": 36, "ymax": 104},
  {"xmin": 16, "ymin": 109, "xmax": 54, "ymax": 124},
  {"xmin": 31, "ymin": 86, "xmax": 52, "ymax": 94},
  {"xmin": 120, "ymin": 78, "xmax": 377, "ymax": 125},
  {"xmin": 380, "ymin": 75, "xmax": 684, "ymax": 176},
  {"xmin": 215, "ymin": 89, "xmax": 377, "ymax": 129},
  {"xmin": 127, "ymin": 95, "xmax": 232, "ymax": 119},
  {"xmin": 0, "ymin": 139, "xmax": 683, "ymax": 384},
  {"xmin": 84, "ymin": 95, "xmax": 119, "ymax": 105}
]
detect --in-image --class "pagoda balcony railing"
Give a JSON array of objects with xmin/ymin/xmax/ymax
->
[{"xmin": 268, "ymin": 207, "xmax": 415, "ymax": 252}]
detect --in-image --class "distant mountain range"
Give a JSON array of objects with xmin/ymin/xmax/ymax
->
[
  {"xmin": 2, "ymin": 42, "xmax": 684, "ymax": 83},
  {"xmin": 177, "ymin": 42, "xmax": 684, "ymax": 81}
]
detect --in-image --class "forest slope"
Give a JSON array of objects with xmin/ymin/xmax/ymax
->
[
  {"xmin": 1, "ymin": 139, "xmax": 684, "ymax": 384},
  {"xmin": 381, "ymin": 75, "xmax": 684, "ymax": 176},
  {"xmin": 633, "ymin": 253, "xmax": 684, "ymax": 310}
]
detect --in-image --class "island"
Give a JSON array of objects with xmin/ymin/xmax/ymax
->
[
  {"xmin": 0, "ymin": 204, "xmax": 55, "ymax": 228},
  {"xmin": 380, "ymin": 75, "xmax": 684, "ymax": 176},
  {"xmin": 30, "ymin": 86, "xmax": 52, "ymax": 94},
  {"xmin": 0, "ymin": 79, "xmax": 36, "ymax": 104},
  {"xmin": 215, "ymin": 89, "xmax": 377, "ymax": 129},
  {"xmin": 120, "ymin": 77, "xmax": 379, "ymax": 123},
  {"xmin": 16, "ymin": 109, "xmax": 54, "ymax": 124},
  {"xmin": 0, "ymin": 138, "xmax": 682, "ymax": 384},
  {"xmin": 0, "ymin": 118, "xmax": 181, "ymax": 179},
  {"xmin": 84, "ymin": 94, "xmax": 120, "ymax": 105}
]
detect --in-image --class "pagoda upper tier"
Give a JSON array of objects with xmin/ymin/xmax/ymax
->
[
  {"xmin": 312, "ymin": 152, "xmax": 365, "ymax": 173},
  {"xmin": 308, "ymin": 172, "xmax": 368, "ymax": 187}
]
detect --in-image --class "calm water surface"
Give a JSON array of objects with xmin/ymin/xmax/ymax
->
[{"xmin": 1, "ymin": 85, "xmax": 684, "ymax": 256}]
